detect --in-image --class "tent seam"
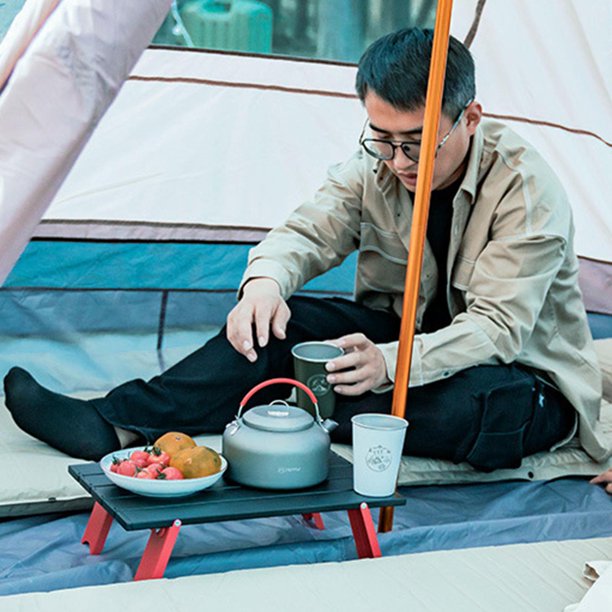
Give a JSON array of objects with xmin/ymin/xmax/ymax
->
[
  {"xmin": 128, "ymin": 74, "xmax": 357, "ymax": 100},
  {"xmin": 125, "ymin": 77, "xmax": 610, "ymax": 146},
  {"xmin": 148, "ymin": 44, "xmax": 358, "ymax": 68},
  {"xmin": 37, "ymin": 219, "xmax": 271, "ymax": 232},
  {"xmin": 483, "ymin": 112, "xmax": 611, "ymax": 147}
]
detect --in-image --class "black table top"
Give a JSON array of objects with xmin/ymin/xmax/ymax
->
[{"xmin": 69, "ymin": 452, "xmax": 405, "ymax": 531}]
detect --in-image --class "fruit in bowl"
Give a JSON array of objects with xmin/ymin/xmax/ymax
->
[
  {"xmin": 109, "ymin": 447, "xmax": 180, "ymax": 479},
  {"xmin": 154, "ymin": 431, "xmax": 197, "ymax": 456},
  {"xmin": 170, "ymin": 446, "xmax": 222, "ymax": 478},
  {"xmin": 100, "ymin": 432, "xmax": 226, "ymax": 497}
]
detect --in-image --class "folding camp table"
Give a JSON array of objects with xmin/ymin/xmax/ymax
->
[{"xmin": 69, "ymin": 452, "xmax": 405, "ymax": 580}]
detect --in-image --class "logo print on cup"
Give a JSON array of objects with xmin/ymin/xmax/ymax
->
[
  {"xmin": 307, "ymin": 373, "xmax": 331, "ymax": 397},
  {"xmin": 366, "ymin": 445, "xmax": 392, "ymax": 472}
]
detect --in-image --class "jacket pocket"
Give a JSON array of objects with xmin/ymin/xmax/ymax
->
[
  {"xmin": 358, "ymin": 223, "xmax": 407, "ymax": 293},
  {"xmin": 465, "ymin": 377, "xmax": 536, "ymax": 471},
  {"xmin": 451, "ymin": 255, "xmax": 476, "ymax": 291},
  {"xmin": 359, "ymin": 222, "xmax": 407, "ymax": 264}
]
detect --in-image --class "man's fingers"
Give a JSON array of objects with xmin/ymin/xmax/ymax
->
[
  {"xmin": 227, "ymin": 279, "xmax": 288, "ymax": 362},
  {"xmin": 227, "ymin": 304, "xmax": 257, "ymax": 361},
  {"xmin": 254, "ymin": 303, "xmax": 274, "ymax": 348},
  {"xmin": 242, "ymin": 341, "xmax": 258, "ymax": 362},
  {"xmin": 590, "ymin": 468, "xmax": 612, "ymax": 484},
  {"xmin": 333, "ymin": 332, "xmax": 369, "ymax": 351},
  {"xmin": 326, "ymin": 350, "xmax": 362, "ymax": 372},
  {"xmin": 326, "ymin": 334, "xmax": 371, "ymax": 372},
  {"xmin": 329, "ymin": 361, "xmax": 374, "ymax": 395},
  {"xmin": 272, "ymin": 302, "xmax": 291, "ymax": 340},
  {"xmin": 328, "ymin": 366, "xmax": 367, "ymax": 386},
  {"xmin": 590, "ymin": 469, "xmax": 612, "ymax": 496},
  {"xmin": 334, "ymin": 380, "xmax": 370, "ymax": 396}
]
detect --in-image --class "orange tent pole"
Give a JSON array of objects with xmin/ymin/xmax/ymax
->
[{"xmin": 378, "ymin": 0, "xmax": 454, "ymax": 533}]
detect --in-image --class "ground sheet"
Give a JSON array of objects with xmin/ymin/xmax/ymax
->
[{"xmin": 0, "ymin": 476, "xmax": 611, "ymax": 597}]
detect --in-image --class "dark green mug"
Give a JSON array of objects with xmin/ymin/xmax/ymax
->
[{"xmin": 291, "ymin": 341, "xmax": 344, "ymax": 419}]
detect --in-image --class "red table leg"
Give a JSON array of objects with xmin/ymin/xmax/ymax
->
[
  {"xmin": 82, "ymin": 502, "xmax": 114, "ymax": 554},
  {"xmin": 302, "ymin": 512, "xmax": 326, "ymax": 530},
  {"xmin": 347, "ymin": 502, "xmax": 382, "ymax": 559},
  {"xmin": 134, "ymin": 519, "xmax": 182, "ymax": 581}
]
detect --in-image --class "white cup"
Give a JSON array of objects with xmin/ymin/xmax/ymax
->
[{"xmin": 351, "ymin": 413, "xmax": 408, "ymax": 497}]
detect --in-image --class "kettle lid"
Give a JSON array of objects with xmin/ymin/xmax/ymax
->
[{"xmin": 243, "ymin": 404, "xmax": 314, "ymax": 433}]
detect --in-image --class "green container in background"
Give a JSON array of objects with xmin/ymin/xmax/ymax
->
[{"xmin": 180, "ymin": 0, "xmax": 273, "ymax": 54}]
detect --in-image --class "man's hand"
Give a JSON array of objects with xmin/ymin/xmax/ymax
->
[
  {"xmin": 226, "ymin": 278, "xmax": 291, "ymax": 362},
  {"xmin": 590, "ymin": 468, "xmax": 612, "ymax": 494},
  {"xmin": 325, "ymin": 333, "xmax": 390, "ymax": 395}
]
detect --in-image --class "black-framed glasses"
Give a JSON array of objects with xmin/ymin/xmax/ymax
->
[{"xmin": 359, "ymin": 98, "xmax": 474, "ymax": 163}]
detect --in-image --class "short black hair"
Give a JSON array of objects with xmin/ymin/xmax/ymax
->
[{"xmin": 355, "ymin": 28, "xmax": 475, "ymax": 118}]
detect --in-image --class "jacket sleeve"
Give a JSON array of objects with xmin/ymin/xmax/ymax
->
[
  {"xmin": 378, "ymin": 180, "xmax": 570, "ymax": 387},
  {"xmin": 239, "ymin": 154, "xmax": 365, "ymax": 298}
]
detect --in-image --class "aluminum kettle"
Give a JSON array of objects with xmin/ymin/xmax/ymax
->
[{"xmin": 222, "ymin": 377, "xmax": 338, "ymax": 489}]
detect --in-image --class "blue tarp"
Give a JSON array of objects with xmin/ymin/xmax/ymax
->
[{"xmin": 1, "ymin": 477, "xmax": 611, "ymax": 597}]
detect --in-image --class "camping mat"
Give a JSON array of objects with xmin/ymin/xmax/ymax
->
[
  {"xmin": 4, "ymin": 538, "xmax": 612, "ymax": 612},
  {"xmin": 3, "ymin": 337, "xmax": 609, "ymax": 597},
  {"xmin": 1, "ymin": 523, "xmax": 612, "ymax": 611},
  {"xmin": 0, "ymin": 298, "xmax": 609, "ymax": 517},
  {"xmin": 1, "ymin": 395, "xmax": 611, "ymax": 518}
]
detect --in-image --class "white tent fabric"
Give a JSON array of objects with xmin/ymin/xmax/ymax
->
[
  {"xmin": 0, "ymin": 0, "xmax": 172, "ymax": 284},
  {"xmin": 35, "ymin": 48, "xmax": 366, "ymax": 242},
  {"xmin": 12, "ymin": 0, "xmax": 606, "ymax": 271},
  {"xmin": 0, "ymin": 0, "xmax": 61, "ymax": 90},
  {"xmin": 452, "ymin": 0, "xmax": 611, "ymax": 265}
]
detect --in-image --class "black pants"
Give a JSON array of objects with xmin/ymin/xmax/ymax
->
[{"xmin": 94, "ymin": 296, "xmax": 576, "ymax": 471}]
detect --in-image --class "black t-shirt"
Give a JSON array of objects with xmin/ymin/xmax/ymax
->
[{"xmin": 418, "ymin": 180, "xmax": 461, "ymax": 333}]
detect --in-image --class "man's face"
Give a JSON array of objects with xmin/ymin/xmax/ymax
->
[{"xmin": 363, "ymin": 91, "xmax": 481, "ymax": 192}]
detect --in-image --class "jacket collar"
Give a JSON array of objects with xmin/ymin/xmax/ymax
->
[{"xmin": 459, "ymin": 124, "xmax": 484, "ymax": 203}]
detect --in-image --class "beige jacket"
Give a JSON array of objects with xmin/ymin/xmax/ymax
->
[{"xmin": 242, "ymin": 119, "xmax": 609, "ymax": 461}]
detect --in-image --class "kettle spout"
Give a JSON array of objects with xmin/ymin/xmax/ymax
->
[{"xmin": 321, "ymin": 418, "xmax": 339, "ymax": 433}]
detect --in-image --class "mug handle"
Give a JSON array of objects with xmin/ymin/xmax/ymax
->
[{"xmin": 238, "ymin": 377, "xmax": 321, "ymax": 421}]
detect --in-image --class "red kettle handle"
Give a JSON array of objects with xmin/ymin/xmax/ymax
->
[{"xmin": 239, "ymin": 377, "xmax": 318, "ymax": 411}]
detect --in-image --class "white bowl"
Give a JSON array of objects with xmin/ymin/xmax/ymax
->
[{"xmin": 99, "ymin": 446, "xmax": 227, "ymax": 498}]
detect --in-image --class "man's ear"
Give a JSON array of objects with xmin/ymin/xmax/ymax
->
[{"xmin": 465, "ymin": 101, "xmax": 482, "ymax": 135}]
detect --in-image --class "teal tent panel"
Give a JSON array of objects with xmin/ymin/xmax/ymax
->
[{"xmin": 4, "ymin": 241, "xmax": 357, "ymax": 293}]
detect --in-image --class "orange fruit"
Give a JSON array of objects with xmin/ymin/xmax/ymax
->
[
  {"xmin": 153, "ymin": 432, "xmax": 197, "ymax": 458},
  {"xmin": 169, "ymin": 446, "xmax": 222, "ymax": 479}
]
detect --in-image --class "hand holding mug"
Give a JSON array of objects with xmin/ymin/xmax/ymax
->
[{"xmin": 325, "ymin": 333, "xmax": 390, "ymax": 395}]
